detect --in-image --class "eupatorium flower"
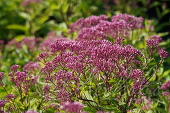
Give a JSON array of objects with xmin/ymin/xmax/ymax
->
[
  {"xmin": 158, "ymin": 48, "xmax": 169, "ymax": 58},
  {"xmin": 69, "ymin": 14, "xmax": 143, "ymax": 41},
  {"xmin": 111, "ymin": 13, "xmax": 144, "ymax": 30},
  {"xmin": 25, "ymin": 110, "xmax": 38, "ymax": 113},
  {"xmin": 6, "ymin": 94, "xmax": 16, "ymax": 100},
  {"xmin": 162, "ymin": 91, "xmax": 170, "ymax": 97},
  {"xmin": 10, "ymin": 65, "xmax": 19, "ymax": 71},
  {"xmin": 61, "ymin": 101, "xmax": 84, "ymax": 113},
  {"xmin": 146, "ymin": 35, "xmax": 162, "ymax": 47},
  {"xmin": 161, "ymin": 80, "xmax": 170, "ymax": 89},
  {"xmin": 0, "ymin": 72, "xmax": 4, "ymax": 81},
  {"xmin": 0, "ymin": 100, "xmax": 8, "ymax": 108},
  {"xmin": 43, "ymin": 85, "xmax": 50, "ymax": 94},
  {"xmin": 23, "ymin": 61, "xmax": 40, "ymax": 73},
  {"xmin": 8, "ymin": 66, "xmax": 37, "ymax": 94}
]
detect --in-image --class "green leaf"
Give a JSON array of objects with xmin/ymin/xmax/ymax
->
[
  {"xmin": 38, "ymin": 16, "xmax": 49, "ymax": 25},
  {"xmin": 6, "ymin": 24, "xmax": 28, "ymax": 32},
  {"xmin": 19, "ymin": 12, "xmax": 31, "ymax": 20},
  {"xmin": 103, "ymin": 92, "xmax": 111, "ymax": 98},
  {"xmin": 149, "ymin": 1, "xmax": 161, "ymax": 8},
  {"xmin": 97, "ymin": 105, "xmax": 120, "ymax": 112},
  {"xmin": 62, "ymin": 4, "xmax": 69, "ymax": 13},
  {"xmin": 156, "ymin": 107, "xmax": 168, "ymax": 113},
  {"xmin": 83, "ymin": 107, "xmax": 97, "ymax": 113},
  {"xmin": 14, "ymin": 35, "xmax": 25, "ymax": 42},
  {"xmin": 161, "ymin": 69, "xmax": 170, "ymax": 78},
  {"xmin": 108, "ymin": 78, "xmax": 117, "ymax": 83},
  {"xmin": 84, "ymin": 91, "xmax": 94, "ymax": 101},
  {"xmin": 133, "ymin": 103, "xmax": 142, "ymax": 109},
  {"xmin": 158, "ymin": 32, "xmax": 169, "ymax": 37},
  {"xmin": 44, "ymin": 107, "xmax": 55, "ymax": 113},
  {"xmin": 155, "ymin": 22, "xmax": 170, "ymax": 32}
]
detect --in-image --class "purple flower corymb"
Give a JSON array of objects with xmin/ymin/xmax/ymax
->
[
  {"xmin": 146, "ymin": 35, "xmax": 162, "ymax": 47},
  {"xmin": 61, "ymin": 101, "xmax": 84, "ymax": 113},
  {"xmin": 0, "ymin": 72, "xmax": 4, "ymax": 81},
  {"xmin": 10, "ymin": 65, "xmax": 19, "ymax": 71},
  {"xmin": 69, "ymin": 14, "xmax": 144, "ymax": 41},
  {"xmin": 6, "ymin": 94, "xmax": 16, "ymax": 100},
  {"xmin": 161, "ymin": 80, "xmax": 170, "ymax": 89},
  {"xmin": 23, "ymin": 61, "xmax": 40, "ymax": 73},
  {"xmin": 0, "ymin": 100, "xmax": 8, "ymax": 108},
  {"xmin": 158, "ymin": 48, "xmax": 169, "ymax": 58}
]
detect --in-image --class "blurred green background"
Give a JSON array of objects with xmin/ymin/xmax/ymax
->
[{"xmin": 0, "ymin": 0, "xmax": 170, "ymax": 42}]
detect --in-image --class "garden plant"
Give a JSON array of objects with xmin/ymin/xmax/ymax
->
[{"xmin": 0, "ymin": 13, "xmax": 170, "ymax": 113}]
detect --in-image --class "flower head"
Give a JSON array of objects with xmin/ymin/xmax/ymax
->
[
  {"xmin": 25, "ymin": 110, "xmax": 38, "ymax": 113},
  {"xmin": 61, "ymin": 101, "xmax": 84, "ymax": 113},
  {"xmin": 146, "ymin": 35, "xmax": 162, "ymax": 47},
  {"xmin": 161, "ymin": 80, "xmax": 170, "ymax": 89},
  {"xmin": 6, "ymin": 94, "xmax": 17, "ymax": 100},
  {"xmin": 0, "ymin": 100, "xmax": 8, "ymax": 108},
  {"xmin": 0, "ymin": 72, "xmax": 4, "ymax": 81},
  {"xmin": 158, "ymin": 49, "xmax": 169, "ymax": 58},
  {"xmin": 10, "ymin": 65, "xmax": 19, "ymax": 71}
]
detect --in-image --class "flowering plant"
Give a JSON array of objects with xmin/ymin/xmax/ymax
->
[{"xmin": 0, "ymin": 14, "xmax": 169, "ymax": 113}]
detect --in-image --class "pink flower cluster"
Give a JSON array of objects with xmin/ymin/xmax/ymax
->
[
  {"xmin": 162, "ymin": 91, "xmax": 170, "ymax": 97},
  {"xmin": 6, "ymin": 94, "xmax": 16, "ymax": 100},
  {"xmin": 146, "ymin": 35, "xmax": 169, "ymax": 58},
  {"xmin": 39, "ymin": 32, "xmax": 63, "ymax": 52},
  {"xmin": 23, "ymin": 61, "xmax": 40, "ymax": 73},
  {"xmin": 43, "ymin": 85, "xmax": 50, "ymax": 94},
  {"xmin": 69, "ymin": 14, "xmax": 143, "ymax": 40},
  {"xmin": 158, "ymin": 48, "xmax": 169, "ymax": 58},
  {"xmin": 61, "ymin": 101, "xmax": 84, "ymax": 113},
  {"xmin": 0, "ymin": 40, "xmax": 4, "ymax": 44},
  {"xmin": 48, "ymin": 39, "xmax": 143, "ymax": 76},
  {"xmin": 161, "ymin": 80, "xmax": 170, "ymax": 89},
  {"xmin": 161, "ymin": 80, "xmax": 170, "ymax": 98},
  {"xmin": 135, "ymin": 96, "xmax": 152, "ymax": 111},
  {"xmin": 9, "ymin": 65, "xmax": 37, "ymax": 94},
  {"xmin": 42, "ymin": 70, "xmax": 79, "ymax": 103},
  {"xmin": 146, "ymin": 35, "xmax": 162, "ymax": 46},
  {"xmin": 7, "ymin": 37, "xmax": 41, "ymax": 52},
  {"xmin": 4, "ymin": 14, "xmax": 169, "ymax": 112},
  {"xmin": 111, "ymin": 13, "xmax": 144, "ymax": 30},
  {"xmin": 0, "ymin": 72, "xmax": 4, "ymax": 81},
  {"xmin": 36, "ymin": 35, "xmax": 146, "ymax": 104},
  {"xmin": 25, "ymin": 110, "xmax": 38, "ymax": 113},
  {"xmin": 10, "ymin": 65, "xmax": 19, "ymax": 71},
  {"xmin": 0, "ymin": 100, "xmax": 8, "ymax": 108}
]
